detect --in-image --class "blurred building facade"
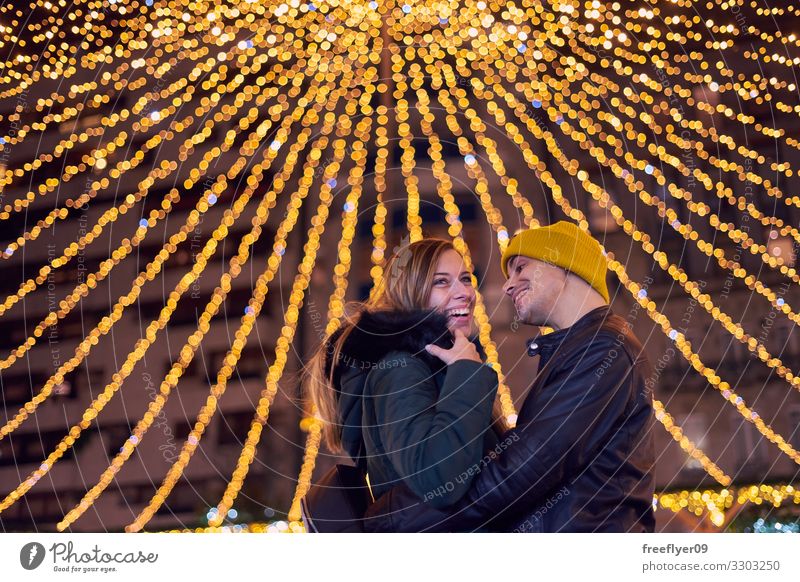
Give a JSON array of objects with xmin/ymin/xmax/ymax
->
[{"xmin": 2, "ymin": 15, "xmax": 799, "ymax": 533}]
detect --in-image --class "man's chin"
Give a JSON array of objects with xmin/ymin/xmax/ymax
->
[{"xmin": 513, "ymin": 305, "xmax": 538, "ymax": 326}]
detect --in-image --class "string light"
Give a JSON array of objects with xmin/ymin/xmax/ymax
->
[
  {"xmin": 127, "ymin": 70, "xmax": 372, "ymax": 533},
  {"xmin": 212, "ymin": 87, "xmax": 376, "ymax": 529},
  {"xmin": 2, "ymin": 0, "xmax": 799, "ymax": 530},
  {"xmin": 56, "ymin": 65, "xmax": 359, "ymax": 531},
  {"xmin": 0, "ymin": 50, "xmax": 295, "ymax": 321},
  {"xmin": 657, "ymin": 483, "xmax": 800, "ymax": 528},
  {"xmin": 434, "ymin": 6, "xmax": 800, "ymax": 466}
]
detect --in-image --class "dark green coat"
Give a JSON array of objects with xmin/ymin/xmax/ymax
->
[{"xmin": 328, "ymin": 310, "xmax": 499, "ymax": 509}]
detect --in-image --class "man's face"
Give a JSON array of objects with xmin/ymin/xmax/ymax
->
[{"xmin": 502, "ymin": 256, "xmax": 567, "ymax": 326}]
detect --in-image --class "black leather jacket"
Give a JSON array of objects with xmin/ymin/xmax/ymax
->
[{"xmin": 363, "ymin": 306, "xmax": 656, "ymax": 532}]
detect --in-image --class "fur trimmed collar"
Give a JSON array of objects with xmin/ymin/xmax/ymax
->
[{"xmin": 325, "ymin": 309, "xmax": 455, "ymax": 384}]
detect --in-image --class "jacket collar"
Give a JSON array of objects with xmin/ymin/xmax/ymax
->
[
  {"xmin": 326, "ymin": 308, "xmax": 454, "ymax": 386},
  {"xmin": 526, "ymin": 305, "xmax": 612, "ymax": 360},
  {"xmin": 329, "ymin": 308, "xmax": 455, "ymax": 466}
]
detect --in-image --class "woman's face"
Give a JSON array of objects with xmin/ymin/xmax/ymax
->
[{"xmin": 426, "ymin": 249, "xmax": 476, "ymax": 335}]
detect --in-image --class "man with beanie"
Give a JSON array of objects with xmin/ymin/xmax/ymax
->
[{"xmin": 363, "ymin": 221, "xmax": 656, "ymax": 532}]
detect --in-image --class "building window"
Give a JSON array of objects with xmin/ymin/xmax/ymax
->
[
  {"xmin": 173, "ymin": 416, "xmax": 197, "ymax": 442},
  {"xmin": 1, "ymin": 371, "xmax": 47, "ymax": 407},
  {"xmin": 209, "ymin": 345, "xmax": 272, "ymax": 383},
  {"xmin": 217, "ymin": 410, "xmax": 269, "ymax": 446},
  {"xmin": 0, "ymin": 490, "xmax": 82, "ymax": 525},
  {"xmin": 0, "ymin": 429, "xmax": 78, "ymax": 466}
]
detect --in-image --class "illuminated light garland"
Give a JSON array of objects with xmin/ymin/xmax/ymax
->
[
  {"xmin": 435, "ymin": 74, "xmax": 535, "ymax": 233},
  {"xmin": 435, "ymin": 99, "xmax": 510, "ymax": 253},
  {"xmin": 211, "ymin": 89, "xmax": 376, "ymax": 529},
  {"xmin": 523, "ymin": 9, "xmax": 800, "ymax": 229},
  {"xmin": 127, "ymin": 135, "xmax": 343, "ymax": 531},
  {"xmin": 657, "ymin": 483, "xmax": 800, "ymax": 527},
  {"xmin": 53, "ymin": 29, "xmax": 375, "ymax": 529},
  {"xmin": 55, "ymin": 75, "xmax": 354, "ymax": 530},
  {"xmin": 0, "ymin": 72, "xmax": 348, "ymax": 518},
  {"xmin": 0, "ymin": 0, "xmax": 106, "ymax": 88},
  {"xmin": 290, "ymin": 40, "xmax": 389, "ymax": 524},
  {"xmin": 579, "ymin": 14, "xmax": 800, "ymax": 134},
  {"xmin": 530, "ymin": 89, "xmax": 800, "ymax": 316},
  {"xmin": 405, "ymin": 60, "xmax": 516, "ymax": 424},
  {"xmin": 368, "ymin": 105, "xmax": 390, "ymax": 292},
  {"xmin": 0, "ymin": 54, "xmax": 312, "ymax": 372},
  {"xmin": 0, "ymin": 52, "xmax": 293, "ymax": 320},
  {"xmin": 0, "ymin": 0, "xmax": 186, "ymax": 99},
  {"xmin": 0, "ymin": 0, "xmax": 376, "ymax": 516},
  {"xmin": 161, "ymin": 520, "xmax": 305, "ymax": 533},
  {"xmin": 0, "ymin": 0, "xmax": 258, "ymax": 96},
  {"xmin": 472, "ymin": 60, "xmax": 800, "ymax": 323},
  {"xmin": 0, "ymin": 20, "xmax": 305, "ymax": 234},
  {"xmin": 526, "ymin": 39, "xmax": 800, "ymax": 261},
  {"xmin": 0, "ymin": 3, "xmax": 207, "ymax": 146},
  {"xmin": 0, "ymin": 53, "xmax": 221, "ymax": 237},
  {"xmin": 573, "ymin": 18, "xmax": 797, "ymax": 206},
  {"xmin": 0, "ymin": 6, "xmax": 358, "ymax": 322},
  {"xmin": 396, "ymin": 71, "xmax": 423, "ymax": 243},
  {"xmin": 428, "ymin": 57, "xmax": 720, "ymax": 467},
  {"xmin": 474, "ymin": 73, "xmax": 800, "ymax": 403},
  {"xmin": 287, "ymin": 417, "xmax": 323, "ymax": 524},
  {"xmin": 0, "ymin": 0, "xmax": 332, "ymax": 195},
  {"xmin": 126, "ymin": 84, "xmax": 368, "ymax": 533},
  {"xmin": 478, "ymin": 82, "xmax": 800, "ymax": 464},
  {"xmin": 443, "ymin": 23, "xmax": 800, "ymax": 403},
  {"xmin": 289, "ymin": 88, "xmax": 390, "ymax": 525},
  {"xmin": 563, "ymin": 35, "xmax": 799, "ymax": 206},
  {"xmin": 570, "ymin": 50, "xmax": 798, "ymax": 201},
  {"xmin": 0, "ymin": 42, "xmax": 354, "ymax": 438},
  {"xmin": 652, "ymin": 401, "xmax": 731, "ymax": 486},
  {"xmin": 2, "ymin": 0, "xmax": 799, "ymax": 531}
]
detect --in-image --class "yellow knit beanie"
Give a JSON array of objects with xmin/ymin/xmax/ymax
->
[{"xmin": 501, "ymin": 221, "xmax": 610, "ymax": 302}]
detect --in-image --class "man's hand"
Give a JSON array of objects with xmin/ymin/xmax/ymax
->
[{"xmin": 425, "ymin": 328, "xmax": 483, "ymax": 365}]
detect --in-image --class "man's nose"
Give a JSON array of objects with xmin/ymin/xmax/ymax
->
[{"xmin": 502, "ymin": 277, "xmax": 514, "ymax": 296}]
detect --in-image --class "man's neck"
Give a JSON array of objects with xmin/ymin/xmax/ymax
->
[{"xmin": 548, "ymin": 283, "xmax": 608, "ymax": 330}]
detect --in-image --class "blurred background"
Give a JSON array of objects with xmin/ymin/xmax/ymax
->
[{"xmin": 1, "ymin": 0, "xmax": 799, "ymax": 532}]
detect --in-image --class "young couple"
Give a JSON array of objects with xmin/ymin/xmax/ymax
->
[{"xmin": 307, "ymin": 221, "xmax": 655, "ymax": 532}]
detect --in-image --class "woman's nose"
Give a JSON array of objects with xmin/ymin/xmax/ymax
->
[{"xmin": 451, "ymin": 279, "xmax": 471, "ymax": 299}]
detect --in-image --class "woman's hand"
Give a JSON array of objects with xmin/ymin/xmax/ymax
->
[{"xmin": 425, "ymin": 328, "xmax": 483, "ymax": 365}]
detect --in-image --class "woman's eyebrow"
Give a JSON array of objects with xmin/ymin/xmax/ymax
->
[{"xmin": 433, "ymin": 272, "xmax": 451, "ymax": 276}]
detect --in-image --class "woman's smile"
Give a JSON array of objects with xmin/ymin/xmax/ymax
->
[
  {"xmin": 427, "ymin": 248, "xmax": 477, "ymax": 335},
  {"xmin": 444, "ymin": 303, "xmax": 474, "ymax": 330}
]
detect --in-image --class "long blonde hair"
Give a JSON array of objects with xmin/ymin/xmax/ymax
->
[{"xmin": 306, "ymin": 238, "xmax": 505, "ymax": 451}]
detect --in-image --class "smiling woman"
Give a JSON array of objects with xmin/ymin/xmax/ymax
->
[
  {"xmin": 427, "ymin": 247, "xmax": 476, "ymax": 335},
  {"xmin": 304, "ymin": 238, "xmax": 505, "ymax": 520}
]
